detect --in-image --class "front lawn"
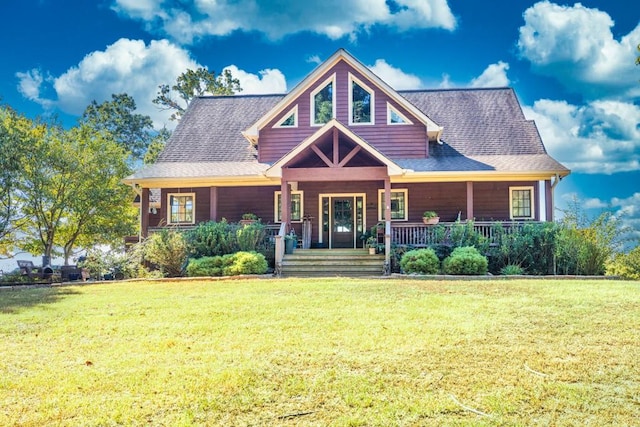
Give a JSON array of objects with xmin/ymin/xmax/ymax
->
[{"xmin": 1, "ymin": 278, "xmax": 638, "ymax": 426}]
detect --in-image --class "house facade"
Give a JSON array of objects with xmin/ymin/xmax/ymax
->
[{"xmin": 124, "ymin": 49, "xmax": 569, "ymax": 267}]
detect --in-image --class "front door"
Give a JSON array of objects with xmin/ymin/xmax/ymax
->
[{"xmin": 332, "ymin": 198, "xmax": 354, "ymax": 248}]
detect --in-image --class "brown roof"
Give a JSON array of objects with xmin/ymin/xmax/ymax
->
[{"xmin": 126, "ymin": 87, "xmax": 568, "ymax": 182}]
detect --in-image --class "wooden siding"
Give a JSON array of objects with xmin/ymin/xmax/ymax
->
[
  {"xmin": 257, "ymin": 60, "xmax": 428, "ymax": 163},
  {"xmin": 146, "ymin": 180, "xmax": 543, "ymax": 238}
]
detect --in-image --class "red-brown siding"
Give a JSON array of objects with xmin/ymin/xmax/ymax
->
[{"xmin": 258, "ymin": 60, "xmax": 428, "ymax": 163}]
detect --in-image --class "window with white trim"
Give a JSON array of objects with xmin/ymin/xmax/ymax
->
[
  {"xmin": 311, "ymin": 75, "xmax": 335, "ymax": 125},
  {"xmin": 509, "ymin": 186, "xmax": 534, "ymax": 219},
  {"xmin": 378, "ymin": 189, "xmax": 408, "ymax": 221},
  {"xmin": 168, "ymin": 193, "xmax": 195, "ymax": 224},
  {"xmin": 387, "ymin": 102, "xmax": 412, "ymax": 125},
  {"xmin": 274, "ymin": 105, "xmax": 298, "ymax": 128},
  {"xmin": 274, "ymin": 191, "xmax": 304, "ymax": 222},
  {"xmin": 349, "ymin": 74, "xmax": 374, "ymax": 125}
]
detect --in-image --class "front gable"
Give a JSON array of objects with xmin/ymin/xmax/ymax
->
[{"xmin": 246, "ymin": 49, "xmax": 443, "ymax": 164}]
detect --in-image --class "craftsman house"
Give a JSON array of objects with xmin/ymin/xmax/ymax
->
[{"xmin": 124, "ymin": 49, "xmax": 569, "ymax": 273}]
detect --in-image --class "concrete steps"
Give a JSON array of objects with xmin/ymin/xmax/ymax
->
[{"xmin": 281, "ymin": 249, "xmax": 385, "ymax": 277}]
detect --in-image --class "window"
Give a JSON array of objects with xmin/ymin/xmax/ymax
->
[
  {"xmin": 378, "ymin": 189, "xmax": 408, "ymax": 221},
  {"xmin": 349, "ymin": 74, "xmax": 374, "ymax": 125},
  {"xmin": 311, "ymin": 75, "xmax": 335, "ymax": 125},
  {"xmin": 387, "ymin": 102, "xmax": 412, "ymax": 125},
  {"xmin": 274, "ymin": 105, "xmax": 298, "ymax": 128},
  {"xmin": 274, "ymin": 191, "xmax": 304, "ymax": 222},
  {"xmin": 510, "ymin": 186, "xmax": 534, "ymax": 219},
  {"xmin": 168, "ymin": 193, "xmax": 195, "ymax": 224}
]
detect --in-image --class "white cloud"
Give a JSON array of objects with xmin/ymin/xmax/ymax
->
[
  {"xmin": 306, "ymin": 55, "xmax": 322, "ymax": 65},
  {"xmin": 369, "ymin": 59, "xmax": 423, "ymax": 90},
  {"xmin": 523, "ymin": 99, "xmax": 640, "ymax": 174},
  {"xmin": 111, "ymin": 0, "xmax": 456, "ymax": 43},
  {"xmin": 223, "ymin": 65, "xmax": 287, "ymax": 94},
  {"xmin": 517, "ymin": 1, "xmax": 640, "ymax": 100},
  {"xmin": 15, "ymin": 69, "xmax": 54, "ymax": 109},
  {"xmin": 470, "ymin": 62, "xmax": 510, "ymax": 88},
  {"xmin": 16, "ymin": 38, "xmax": 288, "ymax": 128}
]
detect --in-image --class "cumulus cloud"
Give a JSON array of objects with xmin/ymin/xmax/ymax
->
[
  {"xmin": 470, "ymin": 61, "xmax": 510, "ymax": 88},
  {"xmin": 111, "ymin": 0, "xmax": 456, "ymax": 44},
  {"xmin": 523, "ymin": 99, "xmax": 640, "ymax": 174},
  {"xmin": 223, "ymin": 65, "xmax": 287, "ymax": 94},
  {"xmin": 369, "ymin": 59, "xmax": 423, "ymax": 90},
  {"xmin": 16, "ymin": 38, "xmax": 289, "ymax": 128},
  {"xmin": 517, "ymin": 1, "xmax": 640, "ymax": 100}
]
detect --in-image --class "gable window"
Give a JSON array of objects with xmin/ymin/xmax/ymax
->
[
  {"xmin": 274, "ymin": 191, "xmax": 304, "ymax": 222},
  {"xmin": 168, "ymin": 193, "xmax": 195, "ymax": 224},
  {"xmin": 274, "ymin": 105, "xmax": 298, "ymax": 128},
  {"xmin": 510, "ymin": 186, "xmax": 534, "ymax": 219},
  {"xmin": 387, "ymin": 102, "xmax": 412, "ymax": 125},
  {"xmin": 349, "ymin": 74, "xmax": 374, "ymax": 125},
  {"xmin": 378, "ymin": 189, "xmax": 408, "ymax": 221},
  {"xmin": 311, "ymin": 75, "xmax": 335, "ymax": 126}
]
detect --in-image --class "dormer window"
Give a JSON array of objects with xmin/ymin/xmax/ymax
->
[
  {"xmin": 311, "ymin": 75, "xmax": 335, "ymax": 126},
  {"xmin": 349, "ymin": 74, "xmax": 374, "ymax": 125},
  {"xmin": 274, "ymin": 105, "xmax": 298, "ymax": 128},
  {"xmin": 387, "ymin": 102, "xmax": 412, "ymax": 125}
]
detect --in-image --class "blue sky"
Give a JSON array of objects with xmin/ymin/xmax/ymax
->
[{"xmin": 1, "ymin": 0, "xmax": 639, "ymax": 242}]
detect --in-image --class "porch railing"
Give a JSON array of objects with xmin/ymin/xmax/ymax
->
[{"xmin": 390, "ymin": 221, "xmax": 528, "ymax": 247}]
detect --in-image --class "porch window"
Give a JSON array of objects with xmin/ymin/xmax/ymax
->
[
  {"xmin": 349, "ymin": 74, "xmax": 374, "ymax": 125},
  {"xmin": 311, "ymin": 75, "xmax": 335, "ymax": 125},
  {"xmin": 510, "ymin": 186, "xmax": 534, "ymax": 219},
  {"xmin": 378, "ymin": 189, "xmax": 408, "ymax": 221},
  {"xmin": 387, "ymin": 102, "xmax": 412, "ymax": 125},
  {"xmin": 274, "ymin": 191, "xmax": 303, "ymax": 222},
  {"xmin": 274, "ymin": 105, "xmax": 297, "ymax": 128},
  {"xmin": 168, "ymin": 193, "xmax": 195, "ymax": 224}
]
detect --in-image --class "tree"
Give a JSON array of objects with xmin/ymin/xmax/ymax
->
[
  {"xmin": 0, "ymin": 106, "xmax": 45, "ymax": 256},
  {"xmin": 153, "ymin": 67, "xmax": 241, "ymax": 121},
  {"xmin": 143, "ymin": 127, "xmax": 171, "ymax": 164},
  {"xmin": 81, "ymin": 93, "xmax": 154, "ymax": 162},
  {"xmin": 19, "ymin": 123, "xmax": 137, "ymax": 265}
]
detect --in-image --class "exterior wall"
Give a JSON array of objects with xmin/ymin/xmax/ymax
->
[
  {"xmin": 473, "ymin": 181, "xmax": 540, "ymax": 221},
  {"xmin": 258, "ymin": 60, "xmax": 428, "ymax": 163}
]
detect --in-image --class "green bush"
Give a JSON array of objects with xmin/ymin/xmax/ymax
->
[
  {"xmin": 500, "ymin": 264, "xmax": 525, "ymax": 275},
  {"xmin": 236, "ymin": 222, "xmax": 267, "ymax": 252},
  {"xmin": 492, "ymin": 222, "xmax": 558, "ymax": 275},
  {"xmin": 184, "ymin": 220, "xmax": 238, "ymax": 258},
  {"xmin": 187, "ymin": 251, "xmax": 268, "ymax": 277},
  {"xmin": 606, "ymin": 245, "xmax": 640, "ymax": 280},
  {"xmin": 224, "ymin": 251, "xmax": 268, "ymax": 276},
  {"xmin": 400, "ymin": 248, "xmax": 440, "ymax": 274},
  {"xmin": 443, "ymin": 246, "xmax": 488, "ymax": 275},
  {"xmin": 143, "ymin": 229, "xmax": 189, "ymax": 277}
]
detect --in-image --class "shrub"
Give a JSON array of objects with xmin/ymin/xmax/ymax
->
[
  {"xmin": 184, "ymin": 220, "xmax": 238, "ymax": 258},
  {"xmin": 236, "ymin": 222, "xmax": 266, "ymax": 252},
  {"xmin": 400, "ymin": 248, "xmax": 440, "ymax": 274},
  {"xmin": 606, "ymin": 245, "xmax": 640, "ymax": 280},
  {"xmin": 450, "ymin": 220, "xmax": 489, "ymax": 253},
  {"xmin": 224, "ymin": 251, "xmax": 268, "ymax": 276},
  {"xmin": 492, "ymin": 222, "xmax": 558, "ymax": 275},
  {"xmin": 186, "ymin": 251, "xmax": 268, "ymax": 277},
  {"xmin": 144, "ymin": 229, "xmax": 189, "ymax": 277},
  {"xmin": 443, "ymin": 246, "xmax": 488, "ymax": 275},
  {"xmin": 500, "ymin": 264, "xmax": 525, "ymax": 275}
]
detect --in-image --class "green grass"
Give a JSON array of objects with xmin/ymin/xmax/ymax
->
[{"xmin": 1, "ymin": 278, "xmax": 639, "ymax": 426}]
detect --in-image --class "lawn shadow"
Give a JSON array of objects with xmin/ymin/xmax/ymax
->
[{"xmin": 0, "ymin": 286, "xmax": 81, "ymax": 314}]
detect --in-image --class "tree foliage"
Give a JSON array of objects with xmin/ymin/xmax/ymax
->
[
  {"xmin": 81, "ymin": 93, "xmax": 154, "ymax": 162},
  {"xmin": 153, "ymin": 67, "xmax": 242, "ymax": 121},
  {"xmin": 143, "ymin": 127, "xmax": 171, "ymax": 164}
]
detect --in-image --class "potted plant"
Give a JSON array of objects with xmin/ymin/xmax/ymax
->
[
  {"xmin": 240, "ymin": 212, "xmax": 258, "ymax": 226},
  {"xmin": 284, "ymin": 231, "xmax": 297, "ymax": 254},
  {"xmin": 366, "ymin": 236, "xmax": 378, "ymax": 255},
  {"xmin": 422, "ymin": 210, "xmax": 440, "ymax": 225}
]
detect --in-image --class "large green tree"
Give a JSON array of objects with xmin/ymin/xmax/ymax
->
[
  {"xmin": 0, "ymin": 106, "xmax": 45, "ymax": 256},
  {"xmin": 153, "ymin": 67, "xmax": 241, "ymax": 121},
  {"xmin": 81, "ymin": 93, "xmax": 154, "ymax": 162},
  {"xmin": 19, "ymin": 123, "xmax": 136, "ymax": 264}
]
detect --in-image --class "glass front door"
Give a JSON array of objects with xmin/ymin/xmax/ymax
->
[
  {"xmin": 332, "ymin": 198, "xmax": 353, "ymax": 248},
  {"xmin": 320, "ymin": 195, "xmax": 365, "ymax": 249}
]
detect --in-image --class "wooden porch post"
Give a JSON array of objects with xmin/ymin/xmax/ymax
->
[
  {"xmin": 466, "ymin": 181, "xmax": 474, "ymax": 220},
  {"xmin": 384, "ymin": 178, "xmax": 391, "ymax": 272},
  {"xmin": 141, "ymin": 187, "xmax": 149, "ymax": 238},
  {"xmin": 281, "ymin": 174, "xmax": 290, "ymax": 229},
  {"xmin": 545, "ymin": 180, "xmax": 553, "ymax": 222},
  {"xmin": 209, "ymin": 187, "xmax": 218, "ymax": 221}
]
